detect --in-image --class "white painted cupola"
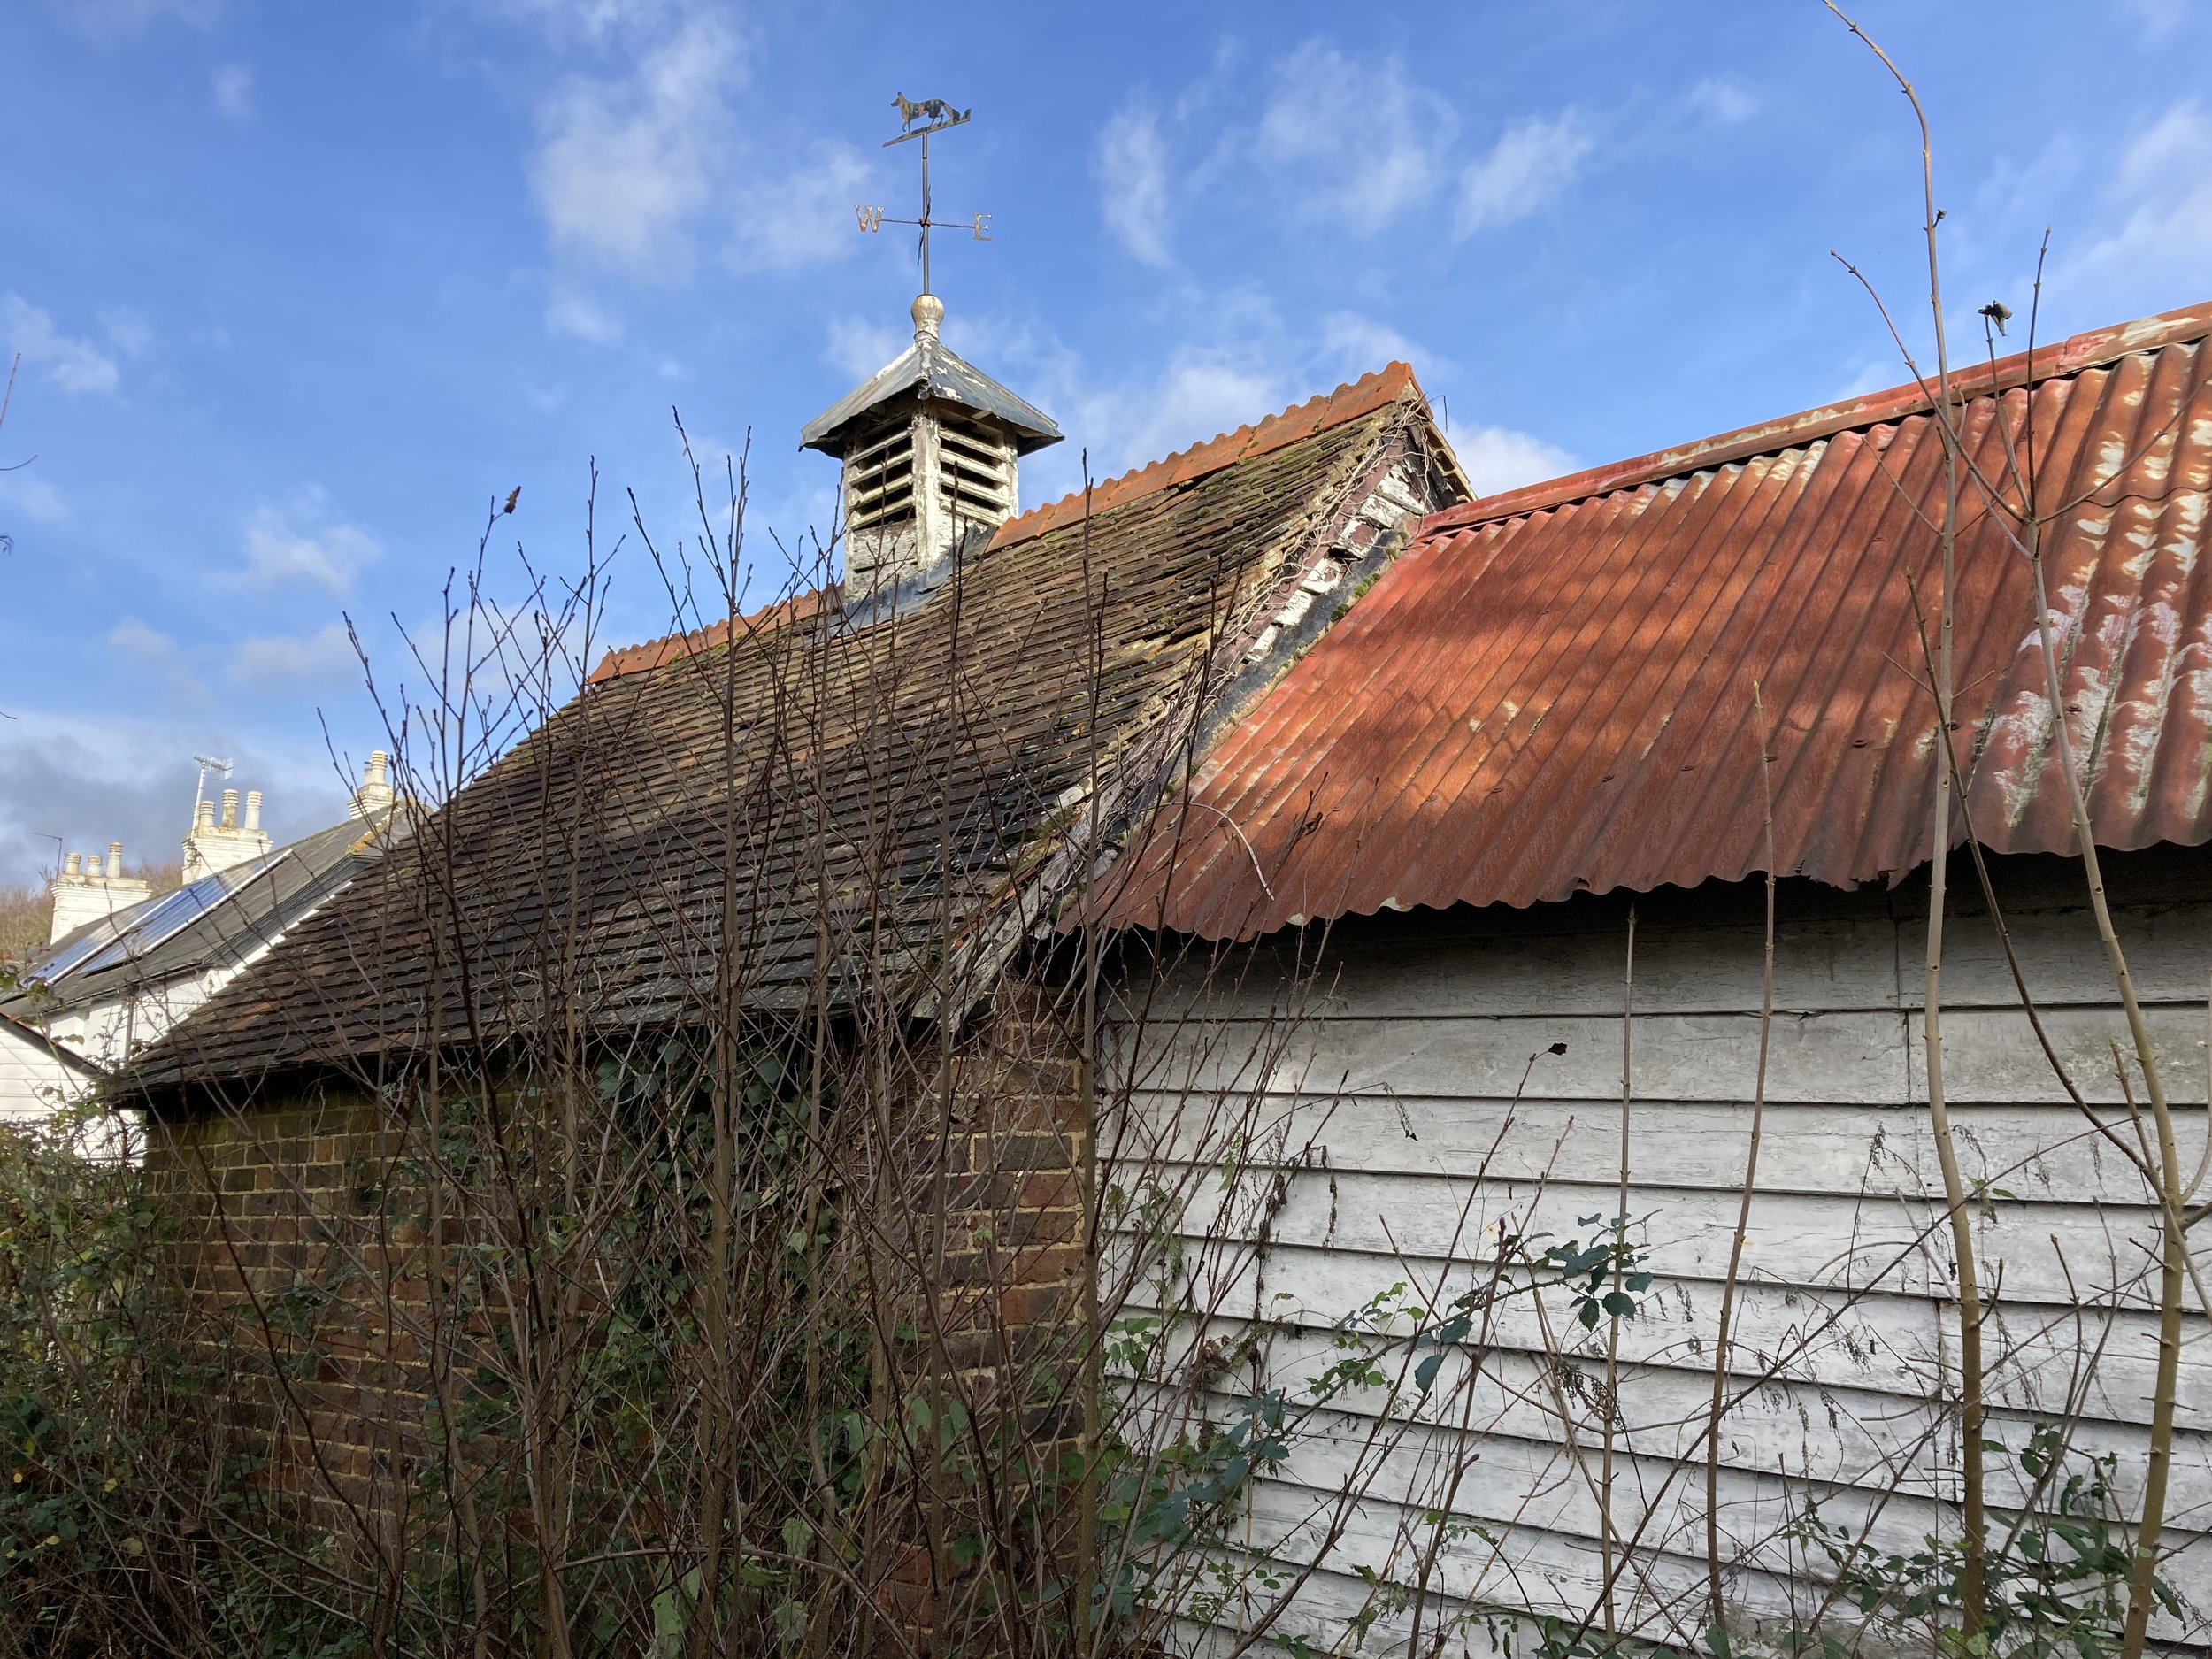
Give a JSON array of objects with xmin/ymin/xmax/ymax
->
[{"xmin": 801, "ymin": 294, "xmax": 1062, "ymax": 604}]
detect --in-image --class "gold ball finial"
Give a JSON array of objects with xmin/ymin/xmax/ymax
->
[{"xmin": 911, "ymin": 292, "xmax": 944, "ymax": 342}]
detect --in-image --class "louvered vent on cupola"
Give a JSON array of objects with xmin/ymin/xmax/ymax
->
[
  {"xmin": 801, "ymin": 293, "xmax": 1063, "ymax": 607},
  {"xmin": 844, "ymin": 422, "xmax": 918, "ymax": 534},
  {"xmin": 937, "ymin": 411, "xmax": 1017, "ymax": 524}
]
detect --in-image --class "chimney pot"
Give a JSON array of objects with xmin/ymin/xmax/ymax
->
[
  {"xmin": 220, "ymin": 788, "xmax": 239, "ymax": 828},
  {"xmin": 65, "ymin": 852, "xmax": 82, "ymax": 876},
  {"xmin": 88, "ymin": 854, "xmax": 103, "ymax": 878},
  {"xmin": 109, "ymin": 841, "xmax": 123, "ymax": 871},
  {"xmin": 244, "ymin": 789, "xmax": 263, "ymax": 831}
]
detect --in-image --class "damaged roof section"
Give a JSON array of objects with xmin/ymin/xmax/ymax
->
[
  {"xmin": 143, "ymin": 365, "xmax": 1460, "ymax": 1086},
  {"xmin": 1104, "ymin": 302, "xmax": 2212, "ymax": 940}
]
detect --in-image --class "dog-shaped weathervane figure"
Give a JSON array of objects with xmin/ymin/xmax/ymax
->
[{"xmin": 894, "ymin": 93, "xmax": 970, "ymax": 132}]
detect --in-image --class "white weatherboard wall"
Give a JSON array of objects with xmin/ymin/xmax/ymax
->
[
  {"xmin": 0, "ymin": 1019, "xmax": 96, "ymax": 1125},
  {"xmin": 1106, "ymin": 849, "xmax": 2212, "ymax": 1655}
]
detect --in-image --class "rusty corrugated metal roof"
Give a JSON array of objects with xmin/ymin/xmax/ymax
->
[
  {"xmin": 140, "ymin": 370, "xmax": 1452, "ymax": 1085},
  {"xmin": 1103, "ymin": 302, "xmax": 2212, "ymax": 940}
]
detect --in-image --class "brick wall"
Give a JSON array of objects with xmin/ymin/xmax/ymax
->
[
  {"xmin": 878, "ymin": 992, "xmax": 1093, "ymax": 1643},
  {"xmin": 144, "ymin": 989, "xmax": 1096, "ymax": 1648},
  {"xmin": 145, "ymin": 1080, "xmax": 427, "ymax": 1554}
]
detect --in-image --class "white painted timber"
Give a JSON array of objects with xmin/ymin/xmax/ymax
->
[{"xmin": 1102, "ymin": 857, "xmax": 2212, "ymax": 1652}]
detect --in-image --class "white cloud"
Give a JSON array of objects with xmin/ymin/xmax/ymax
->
[
  {"xmin": 545, "ymin": 288, "xmax": 622, "ymax": 342},
  {"xmin": 224, "ymin": 491, "xmax": 382, "ymax": 594},
  {"xmin": 2116, "ymin": 0, "xmax": 2186, "ymax": 40},
  {"xmin": 2, "ymin": 295, "xmax": 121, "ymax": 396},
  {"xmin": 100, "ymin": 307, "xmax": 153, "ymax": 357},
  {"xmin": 1457, "ymin": 111, "xmax": 1595, "ymax": 237},
  {"xmin": 0, "ymin": 712, "xmax": 349, "ymax": 886},
  {"xmin": 924, "ymin": 288, "xmax": 1439, "ymax": 511},
  {"xmin": 824, "ymin": 314, "xmax": 904, "ymax": 380},
  {"xmin": 1686, "ymin": 74, "xmax": 1759, "ymax": 127},
  {"xmin": 2064, "ymin": 102, "xmax": 2212, "ymax": 306},
  {"xmin": 1255, "ymin": 43, "xmax": 1455, "ymax": 235},
  {"xmin": 1455, "ymin": 426, "xmax": 1575, "ymax": 496},
  {"xmin": 472, "ymin": 0, "xmax": 664, "ymax": 46},
  {"xmin": 1976, "ymin": 132, "xmax": 2080, "ymax": 224},
  {"xmin": 1319, "ymin": 311, "xmax": 1419, "ymax": 375},
  {"xmin": 728, "ymin": 141, "xmax": 872, "ymax": 273},
  {"xmin": 1834, "ymin": 356, "xmax": 1902, "ymax": 402},
  {"xmin": 211, "ymin": 61, "xmax": 255, "ymax": 119},
  {"xmin": 0, "ymin": 471, "xmax": 69, "ymax": 525},
  {"xmin": 530, "ymin": 12, "xmax": 742, "ymax": 273},
  {"xmin": 59, "ymin": 0, "xmax": 220, "ymax": 38},
  {"xmin": 1123, "ymin": 357, "xmax": 1285, "ymax": 466},
  {"xmin": 228, "ymin": 624, "xmax": 360, "ymax": 687},
  {"xmin": 108, "ymin": 618, "xmax": 179, "ymax": 664},
  {"xmin": 1098, "ymin": 98, "xmax": 1173, "ymax": 265},
  {"xmin": 1017, "ymin": 343, "xmax": 1288, "ymax": 500},
  {"xmin": 104, "ymin": 618, "xmax": 208, "ymax": 703}
]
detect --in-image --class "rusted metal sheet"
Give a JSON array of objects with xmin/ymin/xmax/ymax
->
[{"xmin": 1105, "ymin": 303, "xmax": 2212, "ymax": 941}]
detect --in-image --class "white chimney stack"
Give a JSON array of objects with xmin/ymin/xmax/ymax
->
[
  {"xmin": 349, "ymin": 749, "xmax": 397, "ymax": 820},
  {"xmin": 183, "ymin": 778, "xmax": 273, "ymax": 881},
  {"xmin": 49, "ymin": 839, "xmax": 151, "ymax": 943}
]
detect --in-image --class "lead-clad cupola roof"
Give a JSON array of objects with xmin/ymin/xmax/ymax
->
[{"xmin": 799, "ymin": 294, "xmax": 1063, "ymax": 456}]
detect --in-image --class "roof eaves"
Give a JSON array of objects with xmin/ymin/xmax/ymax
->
[
  {"xmin": 1423, "ymin": 299, "xmax": 2212, "ymax": 534},
  {"xmin": 0, "ymin": 1009, "xmax": 108, "ymax": 1079},
  {"xmin": 799, "ymin": 340, "xmax": 1063, "ymax": 454}
]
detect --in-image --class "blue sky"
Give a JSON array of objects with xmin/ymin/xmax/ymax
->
[{"xmin": 2, "ymin": 0, "xmax": 2208, "ymax": 884}]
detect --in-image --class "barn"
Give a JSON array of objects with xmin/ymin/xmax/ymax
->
[{"xmin": 1098, "ymin": 303, "xmax": 2212, "ymax": 1650}]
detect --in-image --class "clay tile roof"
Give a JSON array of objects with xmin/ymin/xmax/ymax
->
[
  {"xmin": 589, "ymin": 586, "xmax": 841, "ymax": 687},
  {"xmin": 1102, "ymin": 301, "xmax": 2212, "ymax": 940},
  {"xmin": 989, "ymin": 364, "xmax": 1451, "ymax": 552},
  {"xmin": 135, "ymin": 366, "xmax": 1444, "ymax": 1087},
  {"xmin": 586, "ymin": 365, "xmax": 1449, "ymax": 690}
]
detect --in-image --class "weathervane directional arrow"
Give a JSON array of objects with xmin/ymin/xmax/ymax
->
[{"xmin": 854, "ymin": 96, "xmax": 990, "ymax": 296}]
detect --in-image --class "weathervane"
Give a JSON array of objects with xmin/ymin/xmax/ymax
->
[{"xmin": 855, "ymin": 94, "xmax": 990, "ymax": 296}]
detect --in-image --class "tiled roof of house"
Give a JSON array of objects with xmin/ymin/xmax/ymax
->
[
  {"xmin": 137, "ymin": 366, "xmax": 1455, "ymax": 1087},
  {"xmin": 1102, "ymin": 302, "xmax": 2212, "ymax": 939}
]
